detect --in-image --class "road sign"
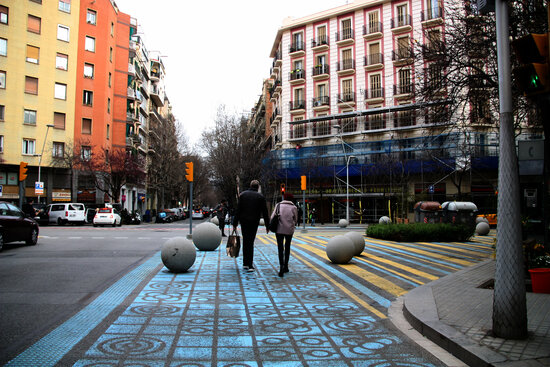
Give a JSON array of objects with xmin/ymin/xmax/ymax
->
[{"xmin": 35, "ymin": 181, "xmax": 44, "ymax": 195}]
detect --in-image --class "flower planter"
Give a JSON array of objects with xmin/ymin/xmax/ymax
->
[{"xmin": 529, "ymin": 268, "xmax": 550, "ymax": 294}]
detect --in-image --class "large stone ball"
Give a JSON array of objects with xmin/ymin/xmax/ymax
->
[
  {"xmin": 476, "ymin": 216, "xmax": 489, "ymax": 225},
  {"xmin": 211, "ymin": 216, "xmax": 219, "ymax": 225},
  {"xmin": 379, "ymin": 216, "xmax": 391, "ymax": 224},
  {"xmin": 326, "ymin": 235, "xmax": 355, "ymax": 264},
  {"xmin": 338, "ymin": 219, "xmax": 349, "ymax": 228},
  {"xmin": 161, "ymin": 237, "xmax": 196, "ymax": 273},
  {"xmin": 476, "ymin": 221, "xmax": 490, "ymax": 236},
  {"xmin": 193, "ymin": 222, "xmax": 222, "ymax": 251},
  {"xmin": 259, "ymin": 218, "xmax": 265, "ymax": 226},
  {"xmin": 345, "ymin": 231, "xmax": 365, "ymax": 256}
]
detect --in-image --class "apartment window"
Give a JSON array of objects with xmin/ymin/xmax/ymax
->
[
  {"xmin": 368, "ymin": 11, "xmax": 380, "ymax": 33},
  {"xmin": 427, "ymin": 63, "xmax": 443, "ymax": 89},
  {"xmin": 84, "ymin": 63, "xmax": 94, "ymax": 78},
  {"xmin": 28, "ymin": 15, "xmax": 41, "ymax": 34},
  {"xmin": 368, "ymin": 42, "xmax": 381, "ymax": 64},
  {"xmin": 106, "ymin": 124, "xmax": 110, "ymax": 139},
  {"xmin": 369, "ymin": 74, "xmax": 383, "ymax": 98},
  {"xmin": 54, "ymin": 83, "xmax": 67, "ymax": 99},
  {"xmin": 111, "ymin": 22, "xmax": 114, "ymax": 37},
  {"xmin": 107, "ymin": 98, "xmax": 111, "ymax": 113},
  {"xmin": 341, "ymin": 18, "xmax": 353, "ymax": 39},
  {"xmin": 86, "ymin": 9, "xmax": 96, "ymax": 24},
  {"xmin": 58, "ymin": 0, "xmax": 70, "ymax": 13},
  {"xmin": 0, "ymin": 38, "xmax": 6, "ymax": 56},
  {"xmin": 0, "ymin": 6, "xmax": 8, "ymax": 24},
  {"xmin": 397, "ymin": 4, "xmax": 409, "ymax": 26},
  {"xmin": 57, "ymin": 25, "xmax": 69, "ymax": 41},
  {"xmin": 82, "ymin": 119, "xmax": 92, "ymax": 134},
  {"xmin": 24, "ymin": 109, "xmax": 37, "ymax": 125},
  {"xmin": 81, "ymin": 145, "xmax": 91, "ymax": 161},
  {"xmin": 29, "ymin": 0, "xmax": 42, "ymax": 3},
  {"xmin": 22, "ymin": 139, "xmax": 36, "ymax": 155},
  {"xmin": 26, "ymin": 45, "xmax": 39, "ymax": 63},
  {"xmin": 0, "ymin": 135, "xmax": 3, "ymax": 153},
  {"xmin": 109, "ymin": 47, "xmax": 113, "ymax": 61},
  {"xmin": 342, "ymin": 79, "xmax": 353, "ymax": 100},
  {"xmin": 85, "ymin": 36, "xmax": 95, "ymax": 52},
  {"xmin": 53, "ymin": 112, "xmax": 65, "ymax": 129},
  {"xmin": 56, "ymin": 53, "xmax": 68, "ymax": 70},
  {"xmin": 398, "ymin": 68, "xmax": 412, "ymax": 93},
  {"xmin": 294, "ymin": 88, "xmax": 304, "ymax": 103},
  {"xmin": 108, "ymin": 72, "xmax": 112, "ymax": 87},
  {"xmin": 0, "ymin": 71, "xmax": 5, "ymax": 89},
  {"xmin": 291, "ymin": 32, "xmax": 304, "ymax": 52},
  {"xmin": 53, "ymin": 142, "xmax": 64, "ymax": 158},
  {"xmin": 0, "ymin": 105, "xmax": 4, "ymax": 121},
  {"xmin": 83, "ymin": 90, "xmax": 93, "ymax": 106},
  {"xmin": 316, "ymin": 25, "xmax": 327, "ymax": 45},
  {"xmin": 25, "ymin": 76, "xmax": 38, "ymax": 94}
]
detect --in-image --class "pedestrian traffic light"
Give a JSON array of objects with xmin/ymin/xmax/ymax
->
[
  {"xmin": 185, "ymin": 162, "xmax": 193, "ymax": 182},
  {"xmin": 19, "ymin": 161, "xmax": 28, "ymax": 181},
  {"xmin": 280, "ymin": 183, "xmax": 285, "ymax": 194},
  {"xmin": 512, "ymin": 33, "xmax": 549, "ymax": 97},
  {"xmin": 301, "ymin": 176, "xmax": 306, "ymax": 191}
]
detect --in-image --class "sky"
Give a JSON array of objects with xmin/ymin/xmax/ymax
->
[{"xmin": 113, "ymin": 0, "xmax": 347, "ymax": 146}]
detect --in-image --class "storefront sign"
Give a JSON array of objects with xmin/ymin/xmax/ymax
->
[
  {"xmin": 53, "ymin": 190, "xmax": 71, "ymax": 201},
  {"xmin": 35, "ymin": 181, "xmax": 44, "ymax": 195}
]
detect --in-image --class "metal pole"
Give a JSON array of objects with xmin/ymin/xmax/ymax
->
[
  {"xmin": 187, "ymin": 182, "xmax": 193, "ymax": 239},
  {"xmin": 346, "ymin": 157, "xmax": 350, "ymax": 222},
  {"xmin": 492, "ymin": 0, "xmax": 527, "ymax": 339},
  {"xmin": 302, "ymin": 189, "xmax": 307, "ymax": 232},
  {"xmin": 37, "ymin": 124, "xmax": 53, "ymax": 204}
]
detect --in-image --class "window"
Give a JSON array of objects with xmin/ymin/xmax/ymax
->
[
  {"xmin": 369, "ymin": 74, "xmax": 383, "ymax": 98},
  {"xmin": 341, "ymin": 18, "xmax": 352, "ymax": 39},
  {"xmin": 26, "ymin": 45, "xmax": 39, "ymax": 63},
  {"xmin": 22, "ymin": 139, "xmax": 36, "ymax": 155},
  {"xmin": 53, "ymin": 112, "xmax": 65, "ymax": 129},
  {"xmin": 107, "ymin": 98, "xmax": 111, "ymax": 113},
  {"xmin": 53, "ymin": 142, "xmax": 64, "ymax": 158},
  {"xmin": 85, "ymin": 36, "xmax": 95, "ymax": 52},
  {"xmin": 316, "ymin": 25, "xmax": 327, "ymax": 45},
  {"xmin": 0, "ymin": 38, "xmax": 6, "ymax": 56},
  {"xmin": 0, "ymin": 105, "xmax": 4, "ymax": 121},
  {"xmin": 427, "ymin": 63, "xmax": 443, "ymax": 89},
  {"xmin": 368, "ymin": 42, "xmax": 381, "ymax": 64},
  {"xmin": 83, "ymin": 90, "xmax": 93, "ymax": 106},
  {"xmin": 397, "ymin": 4, "xmax": 409, "ymax": 26},
  {"xmin": 54, "ymin": 83, "xmax": 67, "ymax": 99},
  {"xmin": 111, "ymin": 22, "xmax": 114, "ymax": 37},
  {"xmin": 81, "ymin": 145, "xmax": 91, "ymax": 161},
  {"xmin": 56, "ymin": 53, "xmax": 68, "ymax": 70},
  {"xmin": 86, "ymin": 9, "xmax": 96, "ymax": 24},
  {"xmin": 108, "ymin": 72, "xmax": 112, "ymax": 87},
  {"xmin": 106, "ymin": 124, "xmax": 110, "ymax": 139},
  {"xmin": 368, "ymin": 11, "xmax": 380, "ymax": 33},
  {"xmin": 27, "ymin": 15, "xmax": 41, "ymax": 33},
  {"xmin": 82, "ymin": 119, "xmax": 92, "ymax": 134},
  {"xmin": 0, "ymin": 5, "xmax": 8, "ymax": 24},
  {"xmin": 57, "ymin": 25, "xmax": 69, "ymax": 41},
  {"xmin": 25, "ymin": 76, "xmax": 38, "ymax": 94},
  {"xmin": 24, "ymin": 109, "xmax": 37, "ymax": 125},
  {"xmin": 84, "ymin": 63, "xmax": 94, "ymax": 78},
  {"xmin": 0, "ymin": 135, "xmax": 3, "ymax": 153},
  {"xmin": 109, "ymin": 47, "xmax": 113, "ymax": 61},
  {"xmin": 58, "ymin": 0, "xmax": 70, "ymax": 13},
  {"xmin": 0, "ymin": 71, "xmax": 5, "ymax": 89},
  {"xmin": 398, "ymin": 68, "xmax": 412, "ymax": 93},
  {"xmin": 29, "ymin": 0, "xmax": 42, "ymax": 3},
  {"xmin": 342, "ymin": 79, "xmax": 353, "ymax": 100}
]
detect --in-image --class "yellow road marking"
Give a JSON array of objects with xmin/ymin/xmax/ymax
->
[{"xmin": 416, "ymin": 242, "xmax": 487, "ymax": 259}]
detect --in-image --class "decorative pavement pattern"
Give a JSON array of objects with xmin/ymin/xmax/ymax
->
[{"xmin": 8, "ymin": 230, "xmax": 495, "ymax": 367}]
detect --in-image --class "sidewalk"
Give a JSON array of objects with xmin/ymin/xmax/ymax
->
[{"xmin": 402, "ymin": 259, "xmax": 550, "ymax": 366}]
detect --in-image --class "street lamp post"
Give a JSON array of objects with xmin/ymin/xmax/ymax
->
[
  {"xmin": 37, "ymin": 124, "xmax": 54, "ymax": 204},
  {"xmin": 345, "ymin": 155, "xmax": 356, "ymax": 223}
]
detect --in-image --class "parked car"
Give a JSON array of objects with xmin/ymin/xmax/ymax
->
[
  {"xmin": 93, "ymin": 208, "xmax": 122, "ymax": 227},
  {"xmin": 0, "ymin": 201, "xmax": 39, "ymax": 251},
  {"xmin": 170, "ymin": 208, "xmax": 184, "ymax": 220},
  {"xmin": 191, "ymin": 208, "xmax": 204, "ymax": 219},
  {"xmin": 46, "ymin": 203, "xmax": 87, "ymax": 225}
]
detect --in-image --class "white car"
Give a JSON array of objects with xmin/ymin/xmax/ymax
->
[
  {"xmin": 191, "ymin": 209, "xmax": 204, "ymax": 219},
  {"xmin": 47, "ymin": 203, "xmax": 87, "ymax": 225},
  {"xmin": 93, "ymin": 208, "xmax": 122, "ymax": 227}
]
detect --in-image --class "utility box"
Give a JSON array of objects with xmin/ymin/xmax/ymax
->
[
  {"xmin": 442, "ymin": 201, "xmax": 478, "ymax": 228},
  {"xmin": 414, "ymin": 201, "xmax": 443, "ymax": 223}
]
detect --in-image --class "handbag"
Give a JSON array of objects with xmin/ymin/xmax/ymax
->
[
  {"xmin": 226, "ymin": 229, "xmax": 241, "ymax": 258},
  {"xmin": 269, "ymin": 204, "xmax": 280, "ymax": 233}
]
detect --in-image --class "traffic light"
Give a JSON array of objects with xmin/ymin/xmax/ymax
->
[
  {"xmin": 280, "ymin": 183, "xmax": 285, "ymax": 194},
  {"xmin": 185, "ymin": 162, "xmax": 193, "ymax": 182},
  {"xmin": 19, "ymin": 161, "xmax": 28, "ymax": 181},
  {"xmin": 301, "ymin": 176, "xmax": 307, "ymax": 191},
  {"xmin": 512, "ymin": 33, "xmax": 549, "ymax": 97}
]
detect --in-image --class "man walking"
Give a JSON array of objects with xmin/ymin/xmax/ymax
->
[
  {"xmin": 233, "ymin": 180, "xmax": 270, "ymax": 272},
  {"xmin": 214, "ymin": 199, "xmax": 228, "ymax": 236}
]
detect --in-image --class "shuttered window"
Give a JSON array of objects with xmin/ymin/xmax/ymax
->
[
  {"xmin": 25, "ymin": 76, "xmax": 38, "ymax": 94},
  {"xmin": 27, "ymin": 15, "xmax": 41, "ymax": 33},
  {"xmin": 82, "ymin": 119, "xmax": 92, "ymax": 134},
  {"xmin": 0, "ymin": 6, "xmax": 8, "ymax": 24},
  {"xmin": 26, "ymin": 45, "xmax": 39, "ymax": 63},
  {"xmin": 54, "ymin": 112, "xmax": 65, "ymax": 129}
]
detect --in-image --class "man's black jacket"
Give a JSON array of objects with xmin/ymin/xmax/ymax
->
[{"xmin": 233, "ymin": 188, "xmax": 270, "ymax": 227}]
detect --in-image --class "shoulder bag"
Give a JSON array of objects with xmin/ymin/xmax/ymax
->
[
  {"xmin": 269, "ymin": 204, "xmax": 280, "ymax": 233},
  {"xmin": 226, "ymin": 228, "xmax": 241, "ymax": 258}
]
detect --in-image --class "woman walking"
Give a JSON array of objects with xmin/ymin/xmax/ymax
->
[{"xmin": 270, "ymin": 194, "xmax": 298, "ymax": 277}]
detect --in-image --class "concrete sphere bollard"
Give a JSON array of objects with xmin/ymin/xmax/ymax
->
[
  {"xmin": 259, "ymin": 218, "xmax": 265, "ymax": 226},
  {"xmin": 338, "ymin": 219, "xmax": 349, "ymax": 228},
  {"xmin": 211, "ymin": 216, "xmax": 219, "ymax": 225},
  {"xmin": 379, "ymin": 216, "xmax": 391, "ymax": 224},
  {"xmin": 476, "ymin": 221, "xmax": 490, "ymax": 236},
  {"xmin": 475, "ymin": 216, "xmax": 489, "ymax": 225},
  {"xmin": 345, "ymin": 231, "xmax": 365, "ymax": 256},
  {"xmin": 326, "ymin": 235, "xmax": 355, "ymax": 264},
  {"xmin": 161, "ymin": 237, "xmax": 196, "ymax": 273},
  {"xmin": 193, "ymin": 222, "xmax": 222, "ymax": 251}
]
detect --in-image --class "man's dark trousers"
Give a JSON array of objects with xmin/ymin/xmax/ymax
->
[{"xmin": 241, "ymin": 221, "xmax": 259, "ymax": 268}]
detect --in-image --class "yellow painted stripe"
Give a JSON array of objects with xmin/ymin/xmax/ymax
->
[
  {"xmin": 294, "ymin": 243, "xmax": 407, "ymax": 297},
  {"xmin": 294, "ymin": 253, "xmax": 387, "ymax": 319},
  {"xmin": 416, "ymin": 242, "xmax": 486, "ymax": 259},
  {"xmin": 355, "ymin": 254, "xmax": 437, "ymax": 282},
  {"xmin": 366, "ymin": 239, "xmax": 474, "ymax": 266},
  {"xmin": 363, "ymin": 242, "xmax": 458, "ymax": 271}
]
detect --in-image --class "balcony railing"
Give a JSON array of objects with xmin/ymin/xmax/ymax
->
[
  {"xmin": 269, "ymin": 107, "xmax": 280, "ymax": 125},
  {"xmin": 289, "ymin": 100, "xmax": 306, "ymax": 111},
  {"xmin": 365, "ymin": 114, "xmax": 386, "ymax": 130},
  {"xmin": 392, "ymin": 48, "xmax": 414, "ymax": 61},
  {"xmin": 312, "ymin": 64, "xmax": 330, "ymax": 76},
  {"xmin": 337, "ymin": 92, "xmax": 356, "ymax": 104},
  {"xmin": 311, "ymin": 35, "xmax": 329, "ymax": 48},
  {"xmin": 394, "ymin": 111, "xmax": 416, "ymax": 127},
  {"xmin": 289, "ymin": 41, "xmax": 305, "ymax": 54},
  {"xmin": 291, "ymin": 125, "xmax": 307, "ymax": 139},
  {"xmin": 337, "ymin": 59, "xmax": 355, "ymax": 72},
  {"xmin": 391, "ymin": 14, "xmax": 412, "ymax": 29},
  {"xmin": 393, "ymin": 84, "xmax": 414, "ymax": 95},
  {"xmin": 364, "ymin": 87, "xmax": 385, "ymax": 99},
  {"xmin": 313, "ymin": 121, "xmax": 331, "ymax": 136},
  {"xmin": 363, "ymin": 22, "xmax": 383, "ymax": 35},
  {"xmin": 289, "ymin": 69, "xmax": 305, "ymax": 81},
  {"xmin": 364, "ymin": 53, "xmax": 384, "ymax": 66},
  {"xmin": 269, "ymin": 79, "xmax": 282, "ymax": 96},
  {"xmin": 335, "ymin": 28, "xmax": 354, "ymax": 42},
  {"xmin": 421, "ymin": 7, "xmax": 444, "ymax": 21},
  {"xmin": 312, "ymin": 96, "xmax": 330, "ymax": 108}
]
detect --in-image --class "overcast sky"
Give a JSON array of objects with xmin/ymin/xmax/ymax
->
[{"xmin": 113, "ymin": 0, "xmax": 346, "ymax": 146}]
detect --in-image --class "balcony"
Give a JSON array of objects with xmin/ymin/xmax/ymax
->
[
  {"xmin": 289, "ymin": 69, "xmax": 305, "ymax": 85},
  {"xmin": 290, "ymin": 125, "xmax": 307, "ymax": 140},
  {"xmin": 270, "ymin": 107, "xmax": 282, "ymax": 127},
  {"xmin": 422, "ymin": 43, "xmax": 446, "ymax": 60},
  {"xmin": 364, "ymin": 114, "xmax": 386, "ymax": 131},
  {"xmin": 311, "ymin": 35, "xmax": 329, "ymax": 51},
  {"xmin": 393, "ymin": 84, "xmax": 414, "ymax": 98},
  {"xmin": 335, "ymin": 29, "xmax": 355, "ymax": 46},
  {"xmin": 128, "ymin": 63, "xmax": 136, "ymax": 75},
  {"xmin": 127, "ymin": 87, "xmax": 136, "ymax": 100},
  {"xmin": 336, "ymin": 59, "xmax": 355, "ymax": 76},
  {"xmin": 394, "ymin": 111, "xmax": 416, "ymax": 128},
  {"xmin": 364, "ymin": 53, "xmax": 384, "ymax": 71},
  {"xmin": 421, "ymin": 7, "xmax": 444, "ymax": 27},
  {"xmin": 391, "ymin": 15, "xmax": 412, "ymax": 34},
  {"xmin": 392, "ymin": 48, "xmax": 414, "ymax": 65},
  {"xmin": 289, "ymin": 100, "xmax": 306, "ymax": 114},
  {"xmin": 150, "ymin": 83, "xmax": 164, "ymax": 106},
  {"xmin": 312, "ymin": 64, "xmax": 330, "ymax": 80},
  {"xmin": 312, "ymin": 96, "xmax": 330, "ymax": 111},
  {"xmin": 363, "ymin": 22, "xmax": 383, "ymax": 40},
  {"xmin": 269, "ymin": 79, "xmax": 282, "ymax": 100},
  {"xmin": 364, "ymin": 87, "xmax": 385, "ymax": 104},
  {"xmin": 337, "ymin": 92, "xmax": 356, "ymax": 107},
  {"xmin": 313, "ymin": 121, "xmax": 332, "ymax": 137},
  {"xmin": 289, "ymin": 41, "xmax": 305, "ymax": 57},
  {"xmin": 129, "ymin": 40, "xmax": 137, "ymax": 57}
]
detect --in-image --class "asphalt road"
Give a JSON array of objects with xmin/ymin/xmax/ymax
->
[{"xmin": 0, "ymin": 219, "xmax": 199, "ymax": 365}]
